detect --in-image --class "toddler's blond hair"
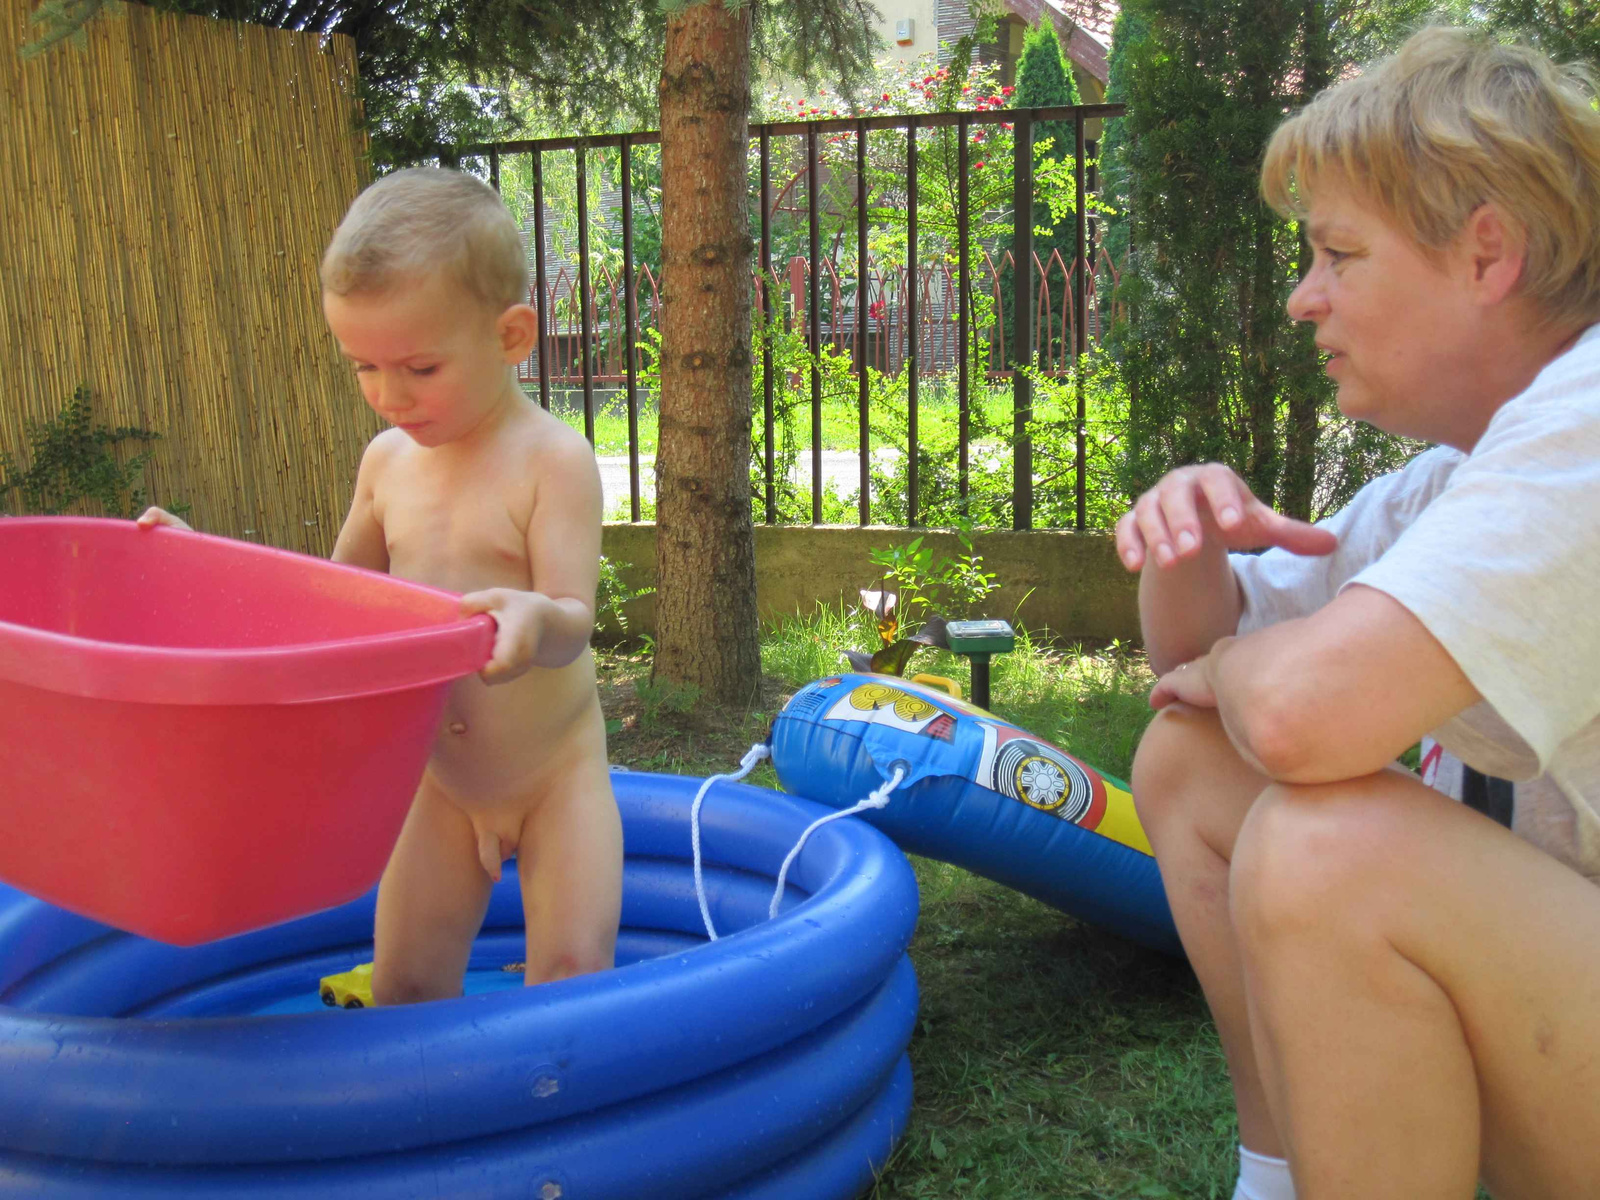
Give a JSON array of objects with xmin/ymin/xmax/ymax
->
[
  {"xmin": 321, "ymin": 167, "xmax": 529, "ymax": 311},
  {"xmin": 1261, "ymin": 26, "xmax": 1600, "ymax": 328}
]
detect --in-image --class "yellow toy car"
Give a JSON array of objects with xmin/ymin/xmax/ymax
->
[{"xmin": 319, "ymin": 961, "xmax": 374, "ymax": 1009}]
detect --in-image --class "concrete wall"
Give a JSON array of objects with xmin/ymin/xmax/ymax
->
[{"xmin": 600, "ymin": 523, "xmax": 1141, "ymax": 645}]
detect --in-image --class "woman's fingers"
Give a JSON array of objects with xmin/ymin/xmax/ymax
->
[
  {"xmin": 1149, "ymin": 657, "xmax": 1219, "ymax": 710},
  {"xmin": 1261, "ymin": 508, "xmax": 1340, "ymax": 556},
  {"xmin": 1118, "ymin": 464, "xmax": 1338, "ymax": 573},
  {"xmin": 1152, "ymin": 471, "xmax": 1206, "ymax": 565},
  {"xmin": 1133, "ymin": 485, "xmax": 1181, "ymax": 568},
  {"xmin": 1196, "ymin": 466, "xmax": 1252, "ymax": 534},
  {"xmin": 1115, "ymin": 509, "xmax": 1147, "ymax": 570}
]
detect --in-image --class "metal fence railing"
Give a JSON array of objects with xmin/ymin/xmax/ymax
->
[{"xmin": 451, "ymin": 102, "xmax": 1125, "ymax": 530}]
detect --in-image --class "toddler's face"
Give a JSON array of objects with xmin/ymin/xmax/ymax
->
[{"xmin": 324, "ymin": 276, "xmax": 524, "ymax": 447}]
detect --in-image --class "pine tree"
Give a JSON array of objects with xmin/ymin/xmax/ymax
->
[
  {"xmin": 1104, "ymin": 0, "xmax": 1447, "ymax": 519},
  {"xmin": 23, "ymin": 0, "xmax": 883, "ymax": 171},
  {"xmin": 1009, "ymin": 22, "xmax": 1082, "ymax": 365},
  {"xmin": 650, "ymin": 0, "xmax": 879, "ymax": 701}
]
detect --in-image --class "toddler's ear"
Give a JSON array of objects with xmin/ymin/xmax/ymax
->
[{"xmin": 497, "ymin": 303, "xmax": 541, "ymax": 363}]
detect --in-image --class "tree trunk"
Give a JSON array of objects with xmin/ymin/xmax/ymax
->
[
  {"xmin": 1241, "ymin": 212, "xmax": 1281, "ymax": 505},
  {"xmin": 1280, "ymin": 0, "xmax": 1336, "ymax": 520},
  {"xmin": 652, "ymin": 1, "xmax": 761, "ymax": 704}
]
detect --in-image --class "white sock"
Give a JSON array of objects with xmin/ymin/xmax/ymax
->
[{"xmin": 1232, "ymin": 1145, "xmax": 1296, "ymax": 1200}]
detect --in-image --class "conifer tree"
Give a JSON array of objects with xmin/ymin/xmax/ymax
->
[
  {"xmin": 1103, "ymin": 0, "xmax": 1451, "ymax": 519},
  {"xmin": 1008, "ymin": 21, "xmax": 1082, "ymax": 363},
  {"xmin": 23, "ymin": 0, "xmax": 882, "ymax": 170}
]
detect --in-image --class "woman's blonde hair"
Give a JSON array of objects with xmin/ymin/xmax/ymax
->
[
  {"xmin": 321, "ymin": 167, "xmax": 528, "ymax": 311},
  {"xmin": 1262, "ymin": 26, "xmax": 1600, "ymax": 327}
]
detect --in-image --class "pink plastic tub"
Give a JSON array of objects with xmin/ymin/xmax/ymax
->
[{"xmin": 0, "ymin": 517, "xmax": 494, "ymax": 945}]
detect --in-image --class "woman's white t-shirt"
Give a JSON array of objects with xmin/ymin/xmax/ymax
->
[{"xmin": 1230, "ymin": 323, "xmax": 1600, "ymax": 882}]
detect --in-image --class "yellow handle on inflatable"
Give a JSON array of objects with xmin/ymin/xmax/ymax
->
[{"xmin": 909, "ymin": 673, "xmax": 962, "ymax": 700}]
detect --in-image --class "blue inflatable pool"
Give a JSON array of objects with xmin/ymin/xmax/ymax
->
[
  {"xmin": 771, "ymin": 674, "xmax": 1179, "ymax": 954},
  {"xmin": 0, "ymin": 771, "xmax": 919, "ymax": 1198}
]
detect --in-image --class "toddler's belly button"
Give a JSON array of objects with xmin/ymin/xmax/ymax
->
[{"xmin": 448, "ymin": 721, "xmax": 468, "ymax": 735}]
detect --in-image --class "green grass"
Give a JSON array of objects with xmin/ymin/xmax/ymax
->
[
  {"xmin": 599, "ymin": 613, "xmax": 1241, "ymax": 1199},
  {"xmin": 540, "ymin": 382, "xmax": 1039, "ymax": 461}
]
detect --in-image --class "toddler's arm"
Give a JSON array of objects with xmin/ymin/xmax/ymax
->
[
  {"xmin": 462, "ymin": 426, "xmax": 603, "ymax": 684},
  {"xmin": 330, "ymin": 437, "xmax": 392, "ymax": 573}
]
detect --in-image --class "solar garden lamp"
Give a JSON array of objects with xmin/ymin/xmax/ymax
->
[{"xmin": 944, "ymin": 618, "xmax": 1016, "ymax": 711}]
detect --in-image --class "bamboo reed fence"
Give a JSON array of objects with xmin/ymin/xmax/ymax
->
[{"xmin": 1, "ymin": 0, "xmax": 373, "ymax": 553}]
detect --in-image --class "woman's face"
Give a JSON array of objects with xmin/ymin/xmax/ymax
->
[{"xmin": 1287, "ymin": 181, "xmax": 1482, "ymax": 444}]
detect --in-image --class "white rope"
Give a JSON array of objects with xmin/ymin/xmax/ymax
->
[
  {"xmin": 690, "ymin": 743, "xmax": 771, "ymax": 941},
  {"xmin": 769, "ymin": 765, "xmax": 906, "ymax": 921}
]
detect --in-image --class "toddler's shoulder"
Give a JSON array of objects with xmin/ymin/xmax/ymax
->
[
  {"xmin": 355, "ymin": 426, "xmax": 412, "ymax": 480},
  {"xmin": 523, "ymin": 407, "xmax": 600, "ymax": 476}
]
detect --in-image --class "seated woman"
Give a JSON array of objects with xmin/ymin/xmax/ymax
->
[{"xmin": 1119, "ymin": 27, "xmax": 1600, "ymax": 1200}]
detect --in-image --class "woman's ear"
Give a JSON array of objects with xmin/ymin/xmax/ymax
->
[
  {"xmin": 497, "ymin": 303, "xmax": 541, "ymax": 363},
  {"xmin": 1459, "ymin": 203, "xmax": 1526, "ymax": 306}
]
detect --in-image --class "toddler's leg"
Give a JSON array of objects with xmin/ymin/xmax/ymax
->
[
  {"xmin": 515, "ymin": 757, "xmax": 623, "ymax": 985},
  {"xmin": 371, "ymin": 773, "xmax": 496, "ymax": 1005}
]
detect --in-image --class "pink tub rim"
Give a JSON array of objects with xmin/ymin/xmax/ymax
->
[{"xmin": 0, "ymin": 518, "xmax": 495, "ymax": 707}]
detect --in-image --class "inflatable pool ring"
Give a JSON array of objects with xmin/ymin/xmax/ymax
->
[
  {"xmin": 770, "ymin": 673, "xmax": 1179, "ymax": 954},
  {"xmin": 0, "ymin": 771, "xmax": 918, "ymax": 1199}
]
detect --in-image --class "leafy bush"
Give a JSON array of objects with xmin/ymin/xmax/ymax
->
[
  {"xmin": 596, "ymin": 554, "xmax": 654, "ymax": 638},
  {"xmin": 0, "ymin": 386, "xmax": 176, "ymax": 519}
]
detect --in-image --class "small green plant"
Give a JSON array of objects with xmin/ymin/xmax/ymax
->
[
  {"xmin": 596, "ymin": 555, "xmax": 653, "ymax": 636},
  {"xmin": 0, "ymin": 386, "xmax": 174, "ymax": 519},
  {"xmin": 866, "ymin": 519, "xmax": 998, "ymax": 634},
  {"xmin": 633, "ymin": 675, "xmax": 701, "ymax": 727},
  {"xmin": 847, "ymin": 522, "xmax": 1000, "ymax": 676}
]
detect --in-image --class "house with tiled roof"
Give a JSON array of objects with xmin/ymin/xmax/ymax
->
[{"xmin": 872, "ymin": 0, "xmax": 1118, "ymax": 102}]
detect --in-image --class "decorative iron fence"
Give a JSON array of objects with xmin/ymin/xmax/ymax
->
[{"xmin": 453, "ymin": 102, "xmax": 1125, "ymax": 530}]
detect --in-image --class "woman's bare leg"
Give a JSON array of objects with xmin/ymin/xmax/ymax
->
[
  {"xmin": 1232, "ymin": 771, "xmax": 1600, "ymax": 1199},
  {"xmin": 1132, "ymin": 705, "xmax": 1280, "ymax": 1154}
]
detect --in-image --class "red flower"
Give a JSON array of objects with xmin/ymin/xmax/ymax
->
[
  {"xmin": 973, "ymin": 161, "xmax": 986, "ymax": 170},
  {"xmin": 1001, "ymin": 86, "xmax": 1015, "ymax": 95},
  {"xmin": 868, "ymin": 299, "xmax": 886, "ymax": 320},
  {"xmin": 881, "ymin": 92, "xmax": 891, "ymax": 102}
]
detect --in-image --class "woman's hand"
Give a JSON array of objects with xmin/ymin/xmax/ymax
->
[
  {"xmin": 135, "ymin": 506, "xmax": 193, "ymax": 532},
  {"xmin": 1115, "ymin": 463, "xmax": 1337, "ymax": 572},
  {"xmin": 459, "ymin": 589, "xmax": 546, "ymax": 684},
  {"xmin": 1149, "ymin": 650, "xmax": 1220, "ymax": 711}
]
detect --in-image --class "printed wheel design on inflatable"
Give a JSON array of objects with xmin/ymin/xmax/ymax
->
[
  {"xmin": 771, "ymin": 673, "xmax": 1180, "ymax": 954},
  {"xmin": 990, "ymin": 735, "xmax": 1098, "ymax": 820},
  {"xmin": 0, "ymin": 771, "xmax": 919, "ymax": 1200}
]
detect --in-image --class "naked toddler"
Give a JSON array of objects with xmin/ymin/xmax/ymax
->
[{"xmin": 141, "ymin": 167, "xmax": 622, "ymax": 1002}]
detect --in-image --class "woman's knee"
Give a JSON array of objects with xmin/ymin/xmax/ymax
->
[
  {"xmin": 1230, "ymin": 779, "xmax": 1421, "ymax": 942},
  {"xmin": 1131, "ymin": 706, "xmax": 1268, "ymax": 848},
  {"xmin": 1132, "ymin": 706, "xmax": 1224, "ymax": 826}
]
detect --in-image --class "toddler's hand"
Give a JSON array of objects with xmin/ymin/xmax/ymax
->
[
  {"xmin": 460, "ymin": 589, "xmax": 544, "ymax": 684},
  {"xmin": 135, "ymin": 506, "xmax": 193, "ymax": 532},
  {"xmin": 1115, "ymin": 463, "xmax": 1337, "ymax": 572}
]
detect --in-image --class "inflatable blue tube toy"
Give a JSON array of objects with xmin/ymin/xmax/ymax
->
[
  {"xmin": 0, "ymin": 771, "xmax": 919, "ymax": 1199},
  {"xmin": 770, "ymin": 674, "xmax": 1180, "ymax": 954}
]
